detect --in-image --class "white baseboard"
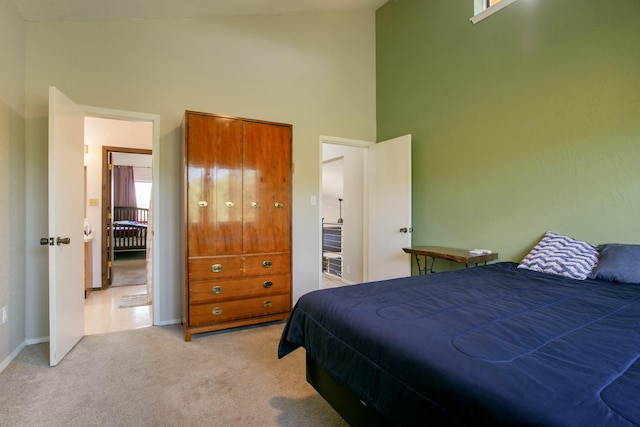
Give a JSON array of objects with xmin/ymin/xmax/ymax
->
[
  {"xmin": 0, "ymin": 341, "xmax": 26, "ymax": 374},
  {"xmin": 26, "ymin": 336, "xmax": 49, "ymax": 345},
  {"xmin": 154, "ymin": 318, "xmax": 181, "ymax": 326}
]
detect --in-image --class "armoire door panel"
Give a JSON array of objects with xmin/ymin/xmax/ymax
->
[
  {"xmin": 242, "ymin": 121, "xmax": 292, "ymax": 254},
  {"xmin": 186, "ymin": 114, "xmax": 244, "ymax": 256}
]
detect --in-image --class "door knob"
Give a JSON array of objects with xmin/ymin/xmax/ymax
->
[
  {"xmin": 56, "ymin": 237, "xmax": 71, "ymax": 245},
  {"xmin": 399, "ymin": 227, "xmax": 413, "ymax": 233}
]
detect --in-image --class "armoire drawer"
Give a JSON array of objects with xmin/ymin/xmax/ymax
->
[
  {"xmin": 189, "ymin": 274, "xmax": 291, "ymax": 303},
  {"xmin": 189, "ymin": 256, "xmax": 243, "ymax": 280},
  {"xmin": 189, "ymin": 294, "xmax": 291, "ymax": 326},
  {"xmin": 243, "ymin": 253, "xmax": 290, "ymax": 276}
]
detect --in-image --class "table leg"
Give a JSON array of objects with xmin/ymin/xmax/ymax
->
[
  {"xmin": 427, "ymin": 256, "xmax": 436, "ymax": 274},
  {"xmin": 414, "ymin": 254, "xmax": 423, "ymax": 275}
]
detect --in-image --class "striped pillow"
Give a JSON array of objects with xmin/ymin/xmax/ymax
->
[{"xmin": 518, "ymin": 231, "xmax": 598, "ymax": 280}]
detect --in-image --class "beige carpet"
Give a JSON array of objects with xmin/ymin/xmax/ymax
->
[
  {"xmin": 0, "ymin": 322, "xmax": 347, "ymax": 427},
  {"xmin": 112, "ymin": 258, "xmax": 147, "ymax": 287}
]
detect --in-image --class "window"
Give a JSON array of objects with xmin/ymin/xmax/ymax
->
[
  {"xmin": 471, "ymin": 0, "xmax": 518, "ymax": 24},
  {"xmin": 135, "ymin": 181, "xmax": 152, "ymax": 209}
]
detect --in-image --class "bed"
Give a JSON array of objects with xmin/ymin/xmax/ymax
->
[
  {"xmin": 111, "ymin": 206, "xmax": 148, "ymax": 252},
  {"xmin": 278, "ymin": 235, "xmax": 640, "ymax": 426}
]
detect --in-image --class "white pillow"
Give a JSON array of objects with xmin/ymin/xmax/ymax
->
[{"xmin": 518, "ymin": 231, "xmax": 598, "ymax": 280}]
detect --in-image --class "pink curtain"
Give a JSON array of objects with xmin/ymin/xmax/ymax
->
[{"xmin": 114, "ymin": 165, "xmax": 137, "ymax": 207}]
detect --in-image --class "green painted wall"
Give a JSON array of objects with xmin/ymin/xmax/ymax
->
[{"xmin": 376, "ymin": 0, "xmax": 640, "ymax": 269}]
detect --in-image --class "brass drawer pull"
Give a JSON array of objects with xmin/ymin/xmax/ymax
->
[
  {"xmin": 225, "ymin": 201, "xmax": 235, "ymax": 208},
  {"xmin": 198, "ymin": 201, "xmax": 208, "ymax": 207},
  {"xmin": 263, "ymin": 300, "xmax": 273, "ymax": 308},
  {"xmin": 211, "ymin": 264, "xmax": 223, "ymax": 273},
  {"xmin": 263, "ymin": 281, "xmax": 273, "ymax": 288},
  {"xmin": 212, "ymin": 307, "xmax": 223, "ymax": 316},
  {"xmin": 251, "ymin": 201, "xmax": 259, "ymax": 208},
  {"xmin": 274, "ymin": 202, "xmax": 284, "ymax": 208},
  {"xmin": 212, "ymin": 286, "xmax": 223, "ymax": 294},
  {"xmin": 262, "ymin": 261, "xmax": 272, "ymax": 268}
]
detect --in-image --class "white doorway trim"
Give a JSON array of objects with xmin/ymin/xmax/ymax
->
[
  {"xmin": 83, "ymin": 105, "xmax": 161, "ymax": 325},
  {"xmin": 320, "ymin": 135, "xmax": 373, "ymax": 148}
]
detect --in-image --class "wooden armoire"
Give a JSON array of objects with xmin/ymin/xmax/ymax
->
[{"xmin": 181, "ymin": 111, "xmax": 292, "ymax": 341}]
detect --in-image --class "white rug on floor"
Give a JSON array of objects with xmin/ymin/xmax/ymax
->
[{"xmin": 119, "ymin": 294, "xmax": 150, "ymax": 308}]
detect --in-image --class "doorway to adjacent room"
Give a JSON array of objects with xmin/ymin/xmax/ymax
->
[
  {"xmin": 83, "ymin": 117, "xmax": 154, "ymax": 335},
  {"xmin": 319, "ymin": 134, "xmax": 413, "ymax": 289}
]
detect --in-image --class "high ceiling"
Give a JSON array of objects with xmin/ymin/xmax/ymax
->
[{"xmin": 11, "ymin": 0, "xmax": 389, "ymax": 21}]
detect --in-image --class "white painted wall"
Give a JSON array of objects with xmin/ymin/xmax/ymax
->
[
  {"xmin": 0, "ymin": 0, "xmax": 26, "ymax": 366},
  {"xmin": 0, "ymin": 2, "xmax": 25, "ymax": 112},
  {"xmin": 24, "ymin": 12, "xmax": 377, "ymax": 339}
]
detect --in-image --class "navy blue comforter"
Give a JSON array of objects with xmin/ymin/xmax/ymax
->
[{"xmin": 278, "ymin": 262, "xmax": 640, "ymax": 426}]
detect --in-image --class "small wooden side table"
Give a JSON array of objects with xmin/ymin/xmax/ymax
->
[{"xmin": 402, "ymin": 246, "xmax": 498, "ymax": 275}]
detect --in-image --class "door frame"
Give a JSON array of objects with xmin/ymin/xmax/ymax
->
[
  {"xmin": 319, "ymin": 135, "xmax": 373, "ymax": 284},
  {"xmin": 101, "ymin": 146, "xmax": 153, "ymax": 290},
  {"xmin": 83, "ymin": 105, "xmax": 161, "ymax": 325}
]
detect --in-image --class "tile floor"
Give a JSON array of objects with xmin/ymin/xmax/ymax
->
[{"xmin": 84, "ymin": 284, "xmax": 152, "ymax": 335}]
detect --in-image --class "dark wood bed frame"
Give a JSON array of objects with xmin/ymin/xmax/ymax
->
[
  {"xmin": 114, "ymin": 206, "xmax": 148, "ymax": 223},
  {"xmin": 112, "ymin": 206, "xmax": 148, "ymax": 252}
]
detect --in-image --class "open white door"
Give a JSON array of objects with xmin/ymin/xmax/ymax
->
[
  {"xmin": 367, "ymin": 135, "xmax": 412, "ymax": 281},
  {"xmin": 48, "ymin": 86, "xmax": 85, "ymax": 366}
]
